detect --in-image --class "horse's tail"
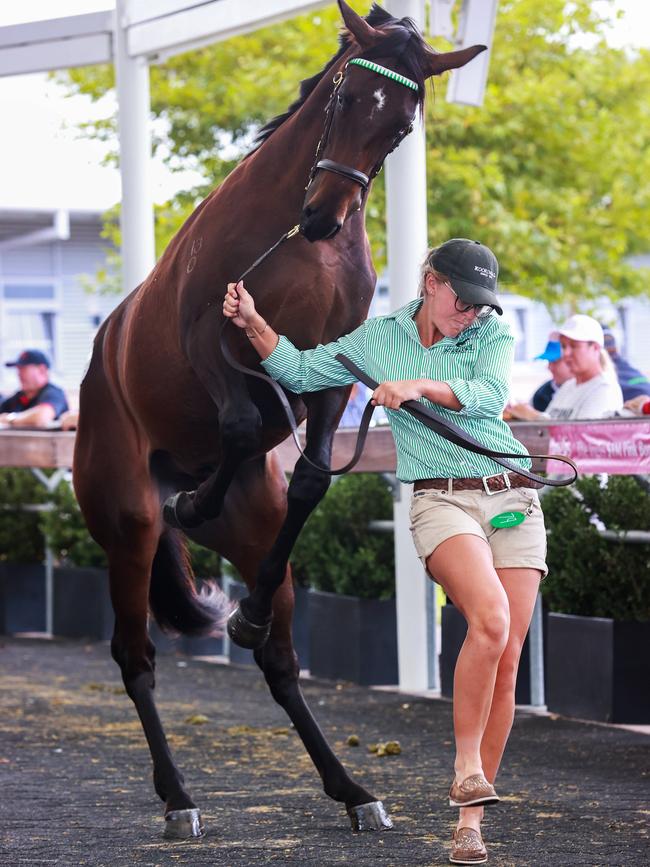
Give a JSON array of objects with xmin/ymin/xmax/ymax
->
[{"xmin": 149, "ymin": 530, "xmax": 231, "ymax": 637}]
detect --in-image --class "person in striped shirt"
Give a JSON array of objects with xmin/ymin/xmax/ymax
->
[{"xmin": 224, "ymin": 238, "xmax": 547, "ymax": 866}]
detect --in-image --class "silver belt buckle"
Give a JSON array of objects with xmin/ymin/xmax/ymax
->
[{"xmin": 482, "ymin": 472, "xmax": 511, "ymax": 496}]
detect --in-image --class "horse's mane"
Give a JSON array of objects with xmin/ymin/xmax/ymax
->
[{"xmin": 245, "ymin": 4, "xmax": 431, "ymax": 157}]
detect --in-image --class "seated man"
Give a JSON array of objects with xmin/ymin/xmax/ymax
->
[
  {"xmin": 530, "ymin": 334, "xmax": 572, "ymax": 412},
  {"xmin": 0, "ymin": 349, "xmax": 69, "ymax": 428}
]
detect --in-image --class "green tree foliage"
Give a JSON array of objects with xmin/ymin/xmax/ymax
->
[
  {"xmin": 291, "ymin": 473, "xmax": 395, "ymax": 599},
  {"xmin": 542, "ymin": 475, "xmax": 650, "ymax": 621},
  {"xmin": 59, "ymin": 0, "xmax": 650, "ymax": 305}
]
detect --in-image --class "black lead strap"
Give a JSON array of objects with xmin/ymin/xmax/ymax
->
[{"xmin": 333, "ymin": 353, "xmax": 578, "ymax": 487}]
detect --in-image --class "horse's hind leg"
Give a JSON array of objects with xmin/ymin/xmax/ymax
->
[
  {"xmin": 75, "ymin": 440, "xmax": 204, "ymax": 838},
  {"xmin": 108, "ymin": 534, "xmax": 204, "ymax": 838},
  {"xmin": 205, "ymin": 453, "xmax": 392, "ymax": 831}
]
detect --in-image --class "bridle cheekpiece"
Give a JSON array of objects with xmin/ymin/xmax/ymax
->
[{"xmin": 306, "ymin": 57, "xmax": 419, "ymax": 194}]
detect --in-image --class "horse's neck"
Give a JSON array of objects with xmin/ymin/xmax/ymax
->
[{"xmin": 235, "ymin": 70, "xmax": 348, "ymax": 221}]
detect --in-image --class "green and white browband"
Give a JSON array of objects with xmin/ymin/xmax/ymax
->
[{"xmin": 348, "ymin": 58, "xmax": 419, "ymax": 91}]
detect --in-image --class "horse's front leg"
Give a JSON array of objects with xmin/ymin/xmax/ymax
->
[
  {"xmin": 163, "ymin": 330, "xmax": 263, "ymax": 529},
  {"xmin": 227, "ymin": 388, "xmax": 343, "ymax": 648}
]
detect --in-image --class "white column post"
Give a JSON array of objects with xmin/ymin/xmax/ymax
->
[
  {"xmin": 385, "ymin": 0, "xmax": 433, "ymax": 692},
  {"xmin": 114, "ymin": 0, "xmax": 156, "ymax": 293}
]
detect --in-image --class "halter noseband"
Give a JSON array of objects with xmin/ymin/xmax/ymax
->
[{"xmin": 307, "ymin": 58, "xmax": 419, "ymax": 193}]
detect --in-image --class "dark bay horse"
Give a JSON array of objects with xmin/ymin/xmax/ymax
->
[{"xmin": 73, "ymin": 0, "xmax": 485, "ymax": 839}]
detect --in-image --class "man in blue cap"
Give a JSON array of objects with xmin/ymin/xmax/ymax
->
[
  {"xmin": 530, "ymin": 333, "xmax": 572, "ymax": 412},
  {"xmin": 0, "ymin": 349, "xmax": 69, "ymax": 428}
]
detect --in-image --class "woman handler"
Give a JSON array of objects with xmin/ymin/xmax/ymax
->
[{"xmin": 223, "ymin": 238, "xmax": 547, "ymax": 866}]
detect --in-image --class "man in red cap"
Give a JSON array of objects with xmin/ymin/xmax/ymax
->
[{"xmin": 0, "ymin": 349, "xmax": 69, "ymax": 428}]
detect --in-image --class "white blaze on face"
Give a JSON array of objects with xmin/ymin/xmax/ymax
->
[{"xmin": 370, "ymin": 88, "xmax": 386, "ymax": 118}]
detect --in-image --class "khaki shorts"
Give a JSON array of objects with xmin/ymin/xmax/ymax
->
[{"xmin": 409, "ymin": 486, "xmax": 548, "ymax": 580}]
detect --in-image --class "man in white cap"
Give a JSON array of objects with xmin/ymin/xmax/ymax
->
[{"xmin": 508, "ymin": 314, "xmax": 623, "ymax": 420}]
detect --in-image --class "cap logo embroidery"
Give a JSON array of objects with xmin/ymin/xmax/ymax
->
[{"xmin": 474, "ymin": 265, "xmax": 496, "ymax": 280}]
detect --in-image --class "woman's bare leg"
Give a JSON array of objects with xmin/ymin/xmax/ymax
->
[
  {"xmin": 426, "ymin": 535, "xmax": 510, "ymax": 789},
  {"xmin": 457, "ymin": 567, "xmax": 541, "ymax": 832}
]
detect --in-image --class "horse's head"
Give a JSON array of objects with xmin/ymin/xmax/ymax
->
[{"xmin": 300, "ymin": 1, "xmax": 486, "ymax": 242}]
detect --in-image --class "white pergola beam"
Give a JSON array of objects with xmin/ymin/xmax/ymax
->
[
  {"xmin": 0, "ymin": 12, "xmax": 113, "ymax": 77},
  {"xmin": 0, "ymin": 11, "xmax": 113, "ymax": 48},
  {"xmin": 126, "ymin": 0, "xmax": 331, "ymax": 61},
  {"xmin": 0, "ymin": 34, "xmax": 112, "ymax": 77}
]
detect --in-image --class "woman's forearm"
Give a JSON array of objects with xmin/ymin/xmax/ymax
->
[
  {"xmin": 242, "ymin": 312, "xmax": 280, "ymax": 360},
  {"xmin": 419, "ymin": 379, "xmax": 463, "ymax": 411}
]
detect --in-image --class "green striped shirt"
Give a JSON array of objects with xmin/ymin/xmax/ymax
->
[{"xmin": 262, "ymin": 298, "xmax": 532, "ymax": 482}]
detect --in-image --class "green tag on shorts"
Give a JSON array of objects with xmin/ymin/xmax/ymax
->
[{"xmin": 490, "ymin": 511, "xmax": 526, "ymax": 529}]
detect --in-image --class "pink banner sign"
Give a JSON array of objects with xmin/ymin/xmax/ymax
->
[{"xmin": 548, "ymin": 421, "xmax": 650, "ymax": 475}]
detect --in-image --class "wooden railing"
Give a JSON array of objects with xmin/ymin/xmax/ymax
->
[{"xmin": 1, "ymin": 417, "xmax": 648, "ymax": 474}]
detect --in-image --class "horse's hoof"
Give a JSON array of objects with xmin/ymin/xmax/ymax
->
[
  {"xmin": 163, "ymin": 807, "xmax": 204, "ymax": 839},
  {"xmin": 227, "ymin": 604, "xmax": 272, "ymax": 650},
  {"xmin": 162, "ymin": 492, "xmax": 203, "ymax": 530},
  {"xmin": 347, "ymin": 801, "xmax": 393, "ymax": 832}
]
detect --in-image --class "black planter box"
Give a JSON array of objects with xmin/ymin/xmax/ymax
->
[
  {"xmin": 546, "ymin": 612, "xmax": 650, "ymax": 724},
  {"xmin": 0, "ymin": 562, "xmax": 46, "ymax": 634},
  {"xmin": 308, "ymin": 589, "xmax": 398, "ymax": 686},
  {"xmin": 291, "ymin": 583, "xmax": 311, "ymax": 671},
  {"xmin": 440, "ymin": 603, "xmax": 532, "ymax": 705},
  {"xmin": 53, "ymin": 567, "xmax": 114, "ymax": 641}
]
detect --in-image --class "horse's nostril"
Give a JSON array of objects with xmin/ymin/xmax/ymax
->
[{"xmin": 303, "ymin": 204, "xmax": 314, "ymax": 218}]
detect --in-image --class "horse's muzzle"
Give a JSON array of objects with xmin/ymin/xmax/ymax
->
[{"xmin": 300, "ymin": 209, "xmax": 342, "ymax": 242}]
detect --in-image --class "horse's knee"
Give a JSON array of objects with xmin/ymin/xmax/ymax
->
[
  {"xmin": 288, "ymin": 462, "xmax": 331, "ymax": 507},
  {"xmin": 111, "ymin": 628, "xmax": 156, "ymax": 693},
  {"xmin": 255, "ymin": 640, "xmax": 300, "ymax": 704},
  {"xmin": 221, "ymin": 406, "xmax": 263, "ymax": 456}
]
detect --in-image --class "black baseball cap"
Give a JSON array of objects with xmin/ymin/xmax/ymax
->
[
  {"xmin": 430, "ymin": 238, "xmax": 502, "ymax": 315},
  {"xmin": 5, "ymin": 349, "xmax": 51, "ymax": 368}
]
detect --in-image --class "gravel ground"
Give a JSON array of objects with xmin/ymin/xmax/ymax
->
[{"xmin": 0, "ymin": 637, "xmax": 648, "ymax": 867}]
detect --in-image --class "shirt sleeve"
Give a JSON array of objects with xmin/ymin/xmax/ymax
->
[
  {"xmin": 442, "ymin": 323, "xmax": 514, "ymax": 418},
  {"xmin": 261, "ymin": 322, "xmax": 368, "ymax": 393},
  {"xmin": 37, "ymin": 385, "xmax": 69, "ymax": 419}
]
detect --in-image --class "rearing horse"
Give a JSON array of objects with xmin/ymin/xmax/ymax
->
[{"xmin": 73, "ymin": 0, "xmax": 485, "ymax": 839}]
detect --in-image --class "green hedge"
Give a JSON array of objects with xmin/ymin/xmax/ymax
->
[
  {"xmin": 542, "ymin": 475, "xmax": 650, "ymax": 621},
  {"xmin": 291, "ymin": 473, "xmax": 395, "ymax": 599},
  {"xmin": 0, "ymin": 469, "xmax": 47, "ymax": 563},
  {"xmin": 0, "ymin": 468, "xmax": 222, "ymax": 577}
]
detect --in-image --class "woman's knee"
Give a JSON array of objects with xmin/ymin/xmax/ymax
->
[{"xmin": 466, "ymin": 606, "xmax": 510, "ymax": 654}]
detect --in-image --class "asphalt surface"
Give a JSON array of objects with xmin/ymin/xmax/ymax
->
[{"xmin": 0, "ymin": 637, "xmax": 648, "ymax": 867}]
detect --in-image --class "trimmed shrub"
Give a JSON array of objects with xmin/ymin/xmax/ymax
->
[
  {"xmin": 542, "ymin": 475, "xmax": 650, "ymax": 621},
  {"xmin": 0, "ymin": 469, "xmax": 48, "ymax": 562},
  {"xmin": 291, "ymin": 473, "xmax": 395, "ymax": 599}
]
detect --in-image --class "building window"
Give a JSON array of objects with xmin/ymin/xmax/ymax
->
[
  {"xmin": 1, "ymin": 282, "xmax": 59, "ymax": 368},
  {"xmin": 3, "ymin": 284, "xmax": 56, "ymax": 301}
]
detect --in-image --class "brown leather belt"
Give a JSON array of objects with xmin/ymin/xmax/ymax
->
[{"xmin": 413, "ymin": 472, "xmax": 544, "ymax": 495}]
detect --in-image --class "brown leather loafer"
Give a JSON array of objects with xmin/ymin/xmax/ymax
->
[
  {"xmin": 450, "ymin": 827, "xmax": 488, "ymax": 864},
  {"xmin": 449, "ymin": 774, "xmax": 499, "ymax": 807}
]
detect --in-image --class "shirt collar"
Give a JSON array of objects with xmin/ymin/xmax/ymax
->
[{"xmin": 388, "ymin": 297, "xmax": 486, "ymax": 344}]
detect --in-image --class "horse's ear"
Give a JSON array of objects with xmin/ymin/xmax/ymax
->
[
  {"xmin": 337, "ymin": 0, "xmax": 380, "ymax": 49},
  {"xmin": 424, "ymin": 44, "xmax": 487, "ymax": 78}
]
